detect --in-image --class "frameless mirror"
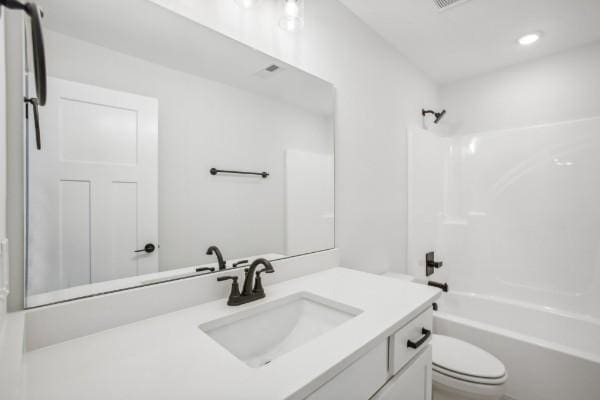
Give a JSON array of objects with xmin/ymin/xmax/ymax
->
[{"xmin": 24, "ymin": 0, "xmax": 335, "ymax": 307}]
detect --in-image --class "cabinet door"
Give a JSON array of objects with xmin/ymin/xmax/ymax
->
[
  {"xmin": 373, "ymin": 345, "xmax": 432, "ymax": 400},
  {"xmin": 305, "ymin": 340, "xmax": 389, "ymax": 400},
  {"xmin": 390, "ymin": 309, "xmax": 432, "ymax": 375}
]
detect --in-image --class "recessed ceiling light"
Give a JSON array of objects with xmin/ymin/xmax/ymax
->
[{"xmin": 518, "ymin": 32, "xmax": 542, "ymax": 46}]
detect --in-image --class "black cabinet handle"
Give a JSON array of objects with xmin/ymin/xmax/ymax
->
[
  {"xmin": 134, "ymin": 243, "xmax": 156, "ymax": 254},
  {"xmin": 407, "ymin": 328, "xmax": 431, "ymax": 349}
]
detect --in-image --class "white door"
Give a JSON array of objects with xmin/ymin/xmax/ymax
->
[
  {"xmin": 285, "ymin": 149, "xmax": 335, "ymax": 255},
  {"xmin": 27, "ymin": 77, "xmax": 159, "ymax": 293}
]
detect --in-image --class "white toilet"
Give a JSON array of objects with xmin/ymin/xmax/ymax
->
[
  {"xmin": 432, "ymin": 335, "xmax": 507, "ymax": 400},
  {"xmin": 380, "ymin": 272, "xmax": 508, "ymax": 399}
]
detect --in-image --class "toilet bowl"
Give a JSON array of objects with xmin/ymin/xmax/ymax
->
[{"xmin": 432, "ymin": 334, "xmax": 507, "ymax": 400}]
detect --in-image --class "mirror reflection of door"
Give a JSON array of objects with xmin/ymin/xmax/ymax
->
[
  {"xmin": 286, "ymin": 149, "xmax": 335, "ymax": 255},
  {"xmin": 27, "ymin": 77, "xmax": 159, "ymax": 294}
]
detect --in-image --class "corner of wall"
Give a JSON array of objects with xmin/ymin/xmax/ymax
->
[
  {"xmin": 1, "ymin": 10, "xmax": 8, "ymax": 320},
  {"xmin": 4, "ymin": 11, "xmax": 24, "ymax": 312}
]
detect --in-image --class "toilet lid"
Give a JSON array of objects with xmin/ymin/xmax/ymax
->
[{"xmin": 432, "ymin": 335, "xmax": 506, "ymax": 380}]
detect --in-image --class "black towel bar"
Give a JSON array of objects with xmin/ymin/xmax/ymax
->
[{"xmin": 210, "ymin": 168, "xmax": 269, "ymax": 179}]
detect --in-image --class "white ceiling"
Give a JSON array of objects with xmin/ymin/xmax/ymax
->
[{"xmin": 338, "ymin": 0, "xmax": 600, "ymax": 84}]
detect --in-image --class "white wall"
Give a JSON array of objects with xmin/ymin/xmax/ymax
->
[
  {"xmin": 4, "ymin": 10, "xmax": 24, "ymax": 312},
  {"xmin": 0, "ymin": 11, "xmax": 7, "ymax": 321},
  {"xmin": 440, "ymin": 42, "xmax": 600, "ymax": 134},
  {"xmin": 41, "ymin": 30, "xmax": 332, "ymax": 279},
  {"xmin": 148, "ymin": 0, "xmax": 439, "ymax": 275},
  {"xmin": 412, "ymin": 42, "xmax": 600, "ymax": 319}
]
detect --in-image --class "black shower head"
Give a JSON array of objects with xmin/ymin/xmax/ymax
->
[{"xmin": 422, "ymin": 109, "xmax": 447, "ymax": 124}]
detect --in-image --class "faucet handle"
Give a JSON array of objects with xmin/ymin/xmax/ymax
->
[
  {"xmin": 217, "ymin": 276, "xmax": 241, "ymax": 304},
  {"xmin": 253, "ymin": 267, "xmax": 274, "ymax": 296},
  {"xmin": 232, "ymin": 260, "xmax": 249, "ymax": 268},
  {"xmin": 217, "ymin": 276, "xmax": 237, "ymax": 282},
  {"xmin": 253, "ymin": 271, "xmax": 265, "ymax": 296}
]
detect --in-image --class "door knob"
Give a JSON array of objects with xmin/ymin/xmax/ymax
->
[{"xmin": 134, "ymin": 243, "xmax": 156, "ymax": 254}]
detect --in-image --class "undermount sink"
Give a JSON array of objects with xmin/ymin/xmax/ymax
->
[{"xmin": 199, "ymin": 292, "xmax": 362, "ymax": 368}]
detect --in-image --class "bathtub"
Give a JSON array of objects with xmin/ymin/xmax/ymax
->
[{"xmin": 433, "ymin": 291, "xmax": 600, "ymax": 400}]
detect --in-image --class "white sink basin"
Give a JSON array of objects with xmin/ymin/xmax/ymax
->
[{"xmin": 199, "ymin": 292, "xmax": 362, "ymax": 368}]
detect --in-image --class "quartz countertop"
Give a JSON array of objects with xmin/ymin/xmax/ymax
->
[{"xmin": 21, "ymin": 268, "xmax": 440, "ymax": 400}]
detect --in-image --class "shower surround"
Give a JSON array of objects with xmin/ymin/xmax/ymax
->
[{"xmin": 407, "ymin": 42, "xmax": 600, "ymax": 400}]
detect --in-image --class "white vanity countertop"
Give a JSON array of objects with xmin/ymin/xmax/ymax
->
[{"xmin": 21, "ymin": 268, "xmax": 440, "ymax": 400}]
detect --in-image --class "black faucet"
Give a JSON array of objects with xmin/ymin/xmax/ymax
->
[
  {"xmin": 242, "ymin": 258, "xmax": 274, "ymax": 296},
  {"xmin": 206, "ymin": 246, "xmax": 227, "ymax": 270},
  {"xmin": 217, "ymin": 258, "xmax": 275, "ymax": 306}
]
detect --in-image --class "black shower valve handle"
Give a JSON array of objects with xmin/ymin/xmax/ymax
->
[{"xmin": 425, "ymin": 251, "xmax": 443, "ymax": 276}]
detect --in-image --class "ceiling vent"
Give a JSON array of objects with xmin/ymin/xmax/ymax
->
[{"xmin": 433, "ymin": 0, "xmax": 471, "ymax": 11}]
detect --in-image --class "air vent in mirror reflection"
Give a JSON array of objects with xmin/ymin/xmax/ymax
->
[{"xmin": 254, "ymin": 64, "xmax": 284, "ymax": 79}]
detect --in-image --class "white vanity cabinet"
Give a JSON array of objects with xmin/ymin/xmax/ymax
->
[
  {"xmin": 305, "ymin": 308, "xmax": 433, "ymax": 400},
  {"xmin": 372, "ymin": 346, "xmax": 432, "ymax": 400},
  {"xmin": 305, "ymin": 340, "xmax": 390, "ymax": 400}
]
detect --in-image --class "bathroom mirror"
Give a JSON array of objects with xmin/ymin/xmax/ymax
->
[{"xmin": 23, "ymin": 0, "xmax": 335, "ymax": 307}]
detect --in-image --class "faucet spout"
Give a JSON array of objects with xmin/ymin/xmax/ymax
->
[
  {"xmin": 206, "ymin": 246, "xmax": 227, "ymax": 270},
  {"xmin": 217, "ymin": 258, "xmax": 275, "ymax": 306},
  {"xmin": 242, "ymin": 258, "xmax": 274, "ymax": 297},
  {"xmin": 428, "ymin": 281, "xmax": 448, "ymax": 292}
]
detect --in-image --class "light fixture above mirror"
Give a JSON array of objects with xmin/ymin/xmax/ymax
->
[
  {"xmin": 280, "ymin": 0, "xmax": 305, "ymax": 32},
  {"xmin": 235, "ymin": 0, "xmax": 261, "ymax": 9},
  {"xmin": 234, "ymin": 0, "xmax": 305, "ymax": 32}
]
